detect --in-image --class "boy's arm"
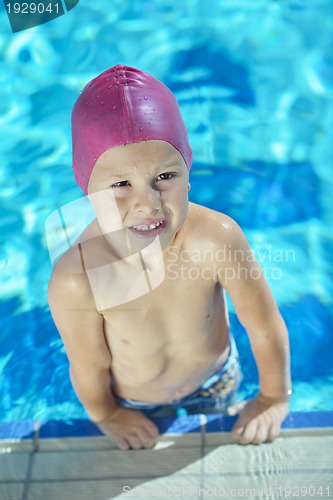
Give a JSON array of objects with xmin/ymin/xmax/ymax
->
[
  {"xmin": 47, "ymin": 261, "xmax": 158, "ymax": 449},
  {"xmin": 215, "ymin": 216, "xmax": 291, "ymax": 443}
]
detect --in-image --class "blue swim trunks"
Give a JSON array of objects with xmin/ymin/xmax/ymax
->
[{"xmin": 115, "ymin": 334, "xmax": 242, "ymax": 416}]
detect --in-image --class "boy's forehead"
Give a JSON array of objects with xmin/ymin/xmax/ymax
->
[{"xmin": 94, "ymin": 140, "xmax": 186, "ymax": 173}]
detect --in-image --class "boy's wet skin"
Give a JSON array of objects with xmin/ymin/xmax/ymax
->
[
  {"xmin": 87, "ymin": 140, "xmax": 231, "ymax": 402},
  {"xmin": 55, "ymin": 141, "xmax": 231, "ymax": 402},
  {"xmin": 102, "ymin": 227, "xmax": 231, "ymax": 404},
  {"xmin": 49, "ymin": 140, "xmax": 291, "ymax": 450}
]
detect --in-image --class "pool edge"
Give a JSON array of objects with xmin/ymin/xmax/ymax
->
[{"xmin": 0, "ymin": 411, "xmax": 332, "ymax": 442}]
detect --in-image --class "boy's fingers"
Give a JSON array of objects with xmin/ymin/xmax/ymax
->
[
  {"xmin": 238, "ymin": 419, "xmax": 258, "ymax": 445},
  {"xmin": 143, "ymin": 421, "xmax": 159, "ymax": 440},
  {"xmin": 268, "ymin": 422, "xmax": 281, "ymax": 442},
  {"xmin": 230, "ymin": 428, "xmax": 243, "ymax": 443},
  {"xmin": 230, "ymin": 416, "xmax": 247, "ymax": 443},
  {"xmin": 230, "ymin": 409, "xmax": 250, "ymax": 434},
  {"xmin": 127, "ymin": 433, "xmax": 145, "ymax": 450},
  {"xmin": 117, "ymin": 437, "xmax": 130, "ymax": 450},
  {"xmin": 252, "ymin": 422, "xmax": 269, "ymax": 444},
  {"xmin": 138, "ymin": 428, "xmax": 157, "ymax": 448}
]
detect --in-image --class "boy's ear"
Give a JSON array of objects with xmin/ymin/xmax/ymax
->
[{"xmin": 188, "ymin": 183, "xmax": 191, "ymax": 191}]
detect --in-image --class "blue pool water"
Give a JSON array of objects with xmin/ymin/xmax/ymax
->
[{"xmin": 0, "ymin": 0, "xmax": 333, "ymax": 422}]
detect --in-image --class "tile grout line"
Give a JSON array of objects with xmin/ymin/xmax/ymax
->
[
  {"xmin": 200, "ymin": 414, "xmax": 207, "ymax": 491},
  {"xmin": 21, "ymin": 421, "xmax": 40, "ymax": 500}
]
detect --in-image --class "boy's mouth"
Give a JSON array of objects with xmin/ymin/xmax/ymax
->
[{"xmin": 128, "ymin": 219, "xmax": 168, "ymax": 238}]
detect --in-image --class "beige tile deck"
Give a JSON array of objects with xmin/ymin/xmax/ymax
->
[
  {"xmin": 200, "ymin": 435, "xmax": 333, "ymax": 498},
  {"xmin": 0, "ymin": 439, "xmax": 35, "ymax": 453},
  {"xmin": 0, "ymin": 452, "xmax": 30, "ymax": 482},
  {"xmin": 37, "ymin": 436, "xmax": 119, "ymax": 452},
  {"xmin": 27, "ymin": 479, "xmax": 146, "ymax": 500},
  {"xmin": 27, "ymin": 433, "xmax": 202, "ymax": 500},
  {"xmin": 0, "ymin": 483, "xmax": 25, "ymax": 500},
  {"xmin": 0, "ymin": 429, "xmax": 332, "ymax": 500},
  {"xmin": 37, "ymin": 432, "xmax": 202, "ymax": 452},
  {"xmin": 31, "ymin": 446, "xmax": 202, "ymax": 481},
  {"xmin": 203, "ymin": 435, "xmax": 333, "ymax": 473}
]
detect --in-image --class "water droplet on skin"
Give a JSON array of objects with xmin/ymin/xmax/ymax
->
[
  {"xmin": 144, "ymin": 96, "xmax": 148, "ymax": 100},
  {"xmin": 139, "ymin": 126, "xmax": 143, "ymax": 131}
]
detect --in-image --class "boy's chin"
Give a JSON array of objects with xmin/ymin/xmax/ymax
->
[{"xmin": 126, "ymin": 227, "xmax": 172, "ymax": 254}]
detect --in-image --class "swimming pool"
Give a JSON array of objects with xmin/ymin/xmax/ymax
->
[{"xmin": 0, "ymin": 0, "xmax": 332, "ymax": 423}]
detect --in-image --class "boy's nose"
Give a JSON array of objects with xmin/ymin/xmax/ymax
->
[
  {"xmin": 134, "ymin": 187, "xmax": 161, "ymax": 215},
  {"xmin": 135, "ymin": 188, "xmax": 161, "ymax": 214}
]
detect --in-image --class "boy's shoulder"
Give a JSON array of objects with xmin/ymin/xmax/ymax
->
[
  {"xmin": 52, "ymin": 244, "xmax": 85, "ymax": 276},
  {"xmin": 48, "ymin": 230, "xmax": 96, "ymax": 307},
  {"xmin": 186, "ymin": 202, "xmax": 242, "ymax": 247},
  {"xmin": 48, "ymin": 244, "xmax": 96, "ymax": 314},
  {"xmin": 51, "ymin": 219, "xmax": 102, "ymax": 276}
]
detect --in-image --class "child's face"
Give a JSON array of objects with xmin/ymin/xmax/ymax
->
[{"xmin": 88, "ymin": 140, "xmax": 189, "ymax": 250}]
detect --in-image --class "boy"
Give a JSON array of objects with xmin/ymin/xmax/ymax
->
[{"xmin": 48, "ymin": 65, "xmax": 291, "ymax": 450}]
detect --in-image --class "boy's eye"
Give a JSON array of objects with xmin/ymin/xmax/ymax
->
[
  {"xmin": 111, "ymin": 180, "xmax": 131, "ymax": 188},
  {"xmin": 156, "ymin": 172, "xmax": 177, "ymax": 181}
]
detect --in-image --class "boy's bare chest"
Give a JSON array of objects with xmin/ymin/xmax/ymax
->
[{"xmin": 101, "ymin": 273, "xmax": 228, "ymax": 360}]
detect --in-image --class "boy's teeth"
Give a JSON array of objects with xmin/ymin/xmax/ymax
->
[{"xmin": 132, "ymin": 221, "xmax": 163, "ymax": 231}]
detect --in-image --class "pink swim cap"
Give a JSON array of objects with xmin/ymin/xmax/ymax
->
[{"xmin": 72, "ymin": 64, "xmax": 192, "ymax": 193}]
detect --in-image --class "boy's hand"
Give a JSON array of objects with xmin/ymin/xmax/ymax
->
[
  {"xmin": 228, "ymin": 393, "xmax": 289, "ymax": 445},
  {"xmin": 95, "ymin": 407, "xmax": 159, "ymax": 450}
]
